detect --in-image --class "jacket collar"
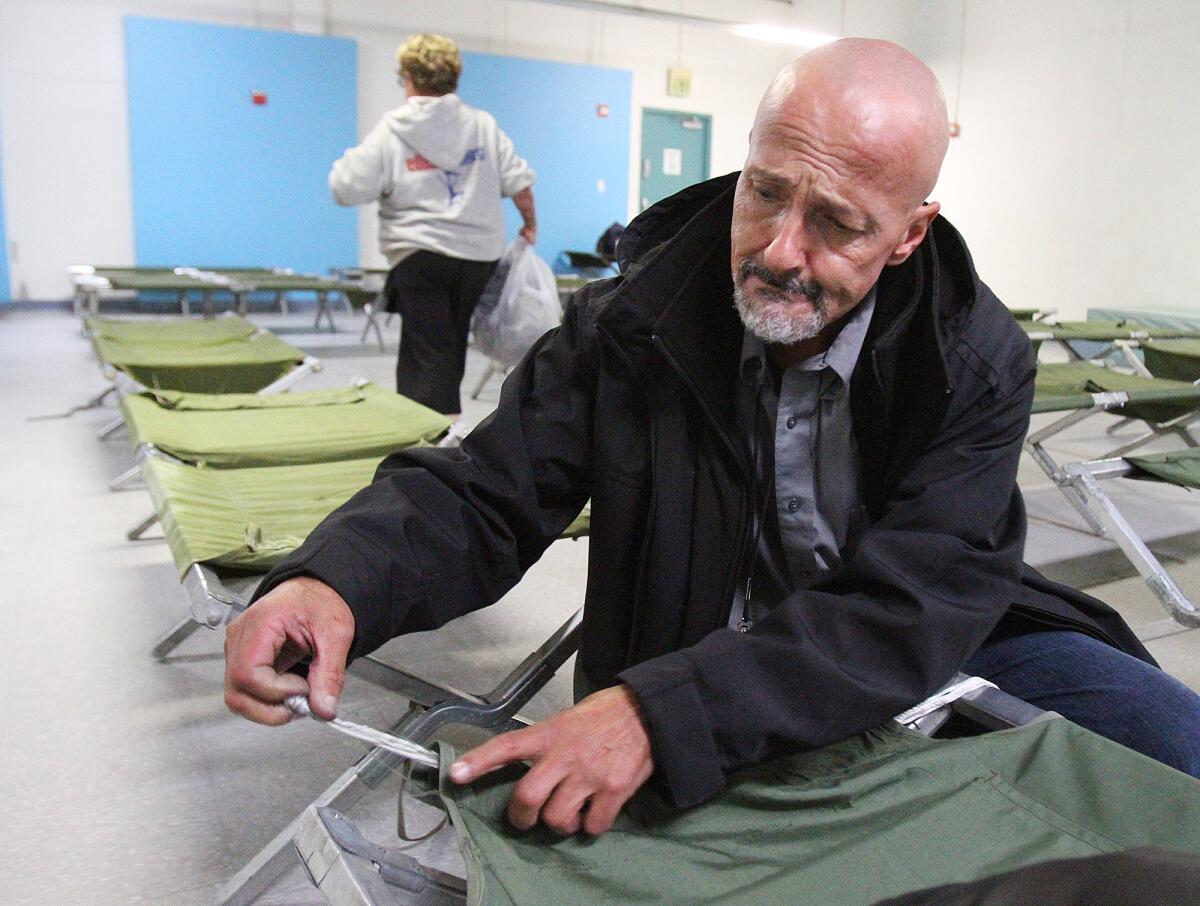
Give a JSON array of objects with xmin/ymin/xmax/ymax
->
[{"xmin": 597, "ymin": 172, "xmax": 974, "ymax": 444}]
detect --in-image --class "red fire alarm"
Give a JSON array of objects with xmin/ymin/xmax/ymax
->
[{"xmin": 251, "ymin": 90, "xmax": 268, "ymax": 106}]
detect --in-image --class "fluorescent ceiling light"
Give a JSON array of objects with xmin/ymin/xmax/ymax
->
[
  {"xmin": 730, "ymin": 24, "xmax": 838, "ymax": 47},
  {"xmin": 534, "ymin": 0, "xmax": 838, "ymax": 48}
]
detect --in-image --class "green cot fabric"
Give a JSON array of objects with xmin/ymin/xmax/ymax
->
[
  {"xmin": 208, "ymin": 272, "xmax": 377, "ymax": 309},
  {"xmin": 1022, "ymin": 319, "xmax": 1186, "ymax": 341},
  {"xmin": 142, "ymin": 455, "xmax": 383, "ymax": 576},
  {"xmin": 1088, "ymin": 307, "xmax": 1200, "ymax": 333},
  {"xmin": 87, "ymin": 316, "xmax": 302, "ymax": 393},
  {"xmin": 1006, "ymin": 308, "xmax": 1040, "ymax": 321},
  {"xmin": 142, "ymin": 453, "xmax": 590, "ymax": 576},
  {"xmin": 427, "ymin": 719, "xmax": 1200, "ymax": 906},
  {"xmin": 1032, "ymin": 361, "xmax": 1200, "ymax": 423},
  {"xmin": 95, "ymin": 272, "xmax": 211, "ymax": 291},
  {"xmin": 561, "ymin": 503, "xmax": 590, "ymax": 539},
  {"xmin": 1126, "ymin": 449, "xmax": 1200, "ymax": 488},
  {"xmin": 1143, "ymin": 339, "xmax": 1200, "ymax": 383},
  {"xmin": 120, "ymin": 383, "xmax": 451, "ymax": 467}
]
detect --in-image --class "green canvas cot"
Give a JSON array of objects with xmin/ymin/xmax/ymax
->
[
  {"xmin": 141, "ymin": 453, "xmax": 591, "ymax": 578},
  {"xmin": 425, "ymin": 718, "xmax": 1200, "ymax": 906},
  {"xmin": 1142, "ymin": 338, "xmax": 1200, "ymax": 383},
  {"xmin": 86, "ymin": 315, "xmax": 305, "ymax": 393},
  {"xmin": 121, "ymin": 383, "xmax": 451, "ymax": 467},
  {"xmin": 1032, "ymin": 361, "xmax": 1200, "ymax": 424},
  {"xmin": 1125, "ymin": 448, "xmax": 1200, "ymax": 488}
]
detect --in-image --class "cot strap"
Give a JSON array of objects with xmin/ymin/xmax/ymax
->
[{"xmin": 285, "ymin": 695, "xmax": 439, "ymax": 768}]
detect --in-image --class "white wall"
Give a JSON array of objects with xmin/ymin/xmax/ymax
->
[
  {"xmin": 16, "ymin": 0, "xmax": 1186, "ymax": 315},
  {"xmin": 916, "ymin": 0, "xmax": 1200, "ymax": 319},
  {"xmin": 0, "ymin": 0, "xmax": 811, "ymax": 298}
]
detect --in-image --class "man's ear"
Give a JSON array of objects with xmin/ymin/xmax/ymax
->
[{"xmin": 887, "ymin": 201, "xmax": 940, "ymax": 266}]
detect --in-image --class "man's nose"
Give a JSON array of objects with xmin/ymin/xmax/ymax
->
[{"xmin": 760, "ymin": 210, "xmax": 809, "ymax": 275}]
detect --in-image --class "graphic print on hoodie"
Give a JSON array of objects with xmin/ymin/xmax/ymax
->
[{"xmin": 329, "ymin": 94, "xmax": 535, "ymax": 266}]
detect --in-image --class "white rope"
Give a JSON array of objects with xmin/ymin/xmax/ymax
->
[
  {"xmin": 892, "ymin": 676, "xmax": 998, "ymax": 727},
  {"xmin": 285, "ymin": 695, "xmax": 439, "ymax": 768}
]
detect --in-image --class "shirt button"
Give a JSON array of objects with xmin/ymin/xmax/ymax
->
[
  {"xmin": 786, "ymin": 498, "xmax": 801, "ymax": 513},
  {"xmin": 786, "ymin": 415, "xmax": 798, "ymax": 429}
]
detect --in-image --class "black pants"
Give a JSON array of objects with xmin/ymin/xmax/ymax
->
[{"xmin": 385, "ymin": 251, "xmax": 497, "ymax": 414}]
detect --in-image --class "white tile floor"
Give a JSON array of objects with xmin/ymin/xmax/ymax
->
[{"xmin": 1, "ymin": 304, "xmax": 1197, "ymax": 904}]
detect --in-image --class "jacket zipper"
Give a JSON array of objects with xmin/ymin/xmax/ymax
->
[
  {"xmin": 595, "ymin": 321, "xmax": 660, "ymax": 659},
  {"xmin": 650, "ymin": 332, "xmax": 753, "ymax": 629}
]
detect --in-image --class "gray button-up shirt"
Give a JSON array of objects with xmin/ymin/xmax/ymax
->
[{"xmin": 729, "ymin": 290, "xmax": 876, "ymax": 631}]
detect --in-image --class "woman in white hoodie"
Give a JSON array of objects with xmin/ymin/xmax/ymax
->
[{"xmin": 329, "ymin": 33, "xmax": 537, "ymax": 416}]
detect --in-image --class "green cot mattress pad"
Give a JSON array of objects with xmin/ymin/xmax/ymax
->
[
  {"xmin": 1032, "ymin": 361, "xmax": 1200, "ymax": 423},
  {"xmin": 422, "ymin": 718, "xmax": 1200, "ymax": 906},
  {"xmin": 121, "ymin": 383, "xmax": 451, "ymax": 467},
  {"xmin": 87, "ymin": 316, "xmax": 303, "ymax": 393}
]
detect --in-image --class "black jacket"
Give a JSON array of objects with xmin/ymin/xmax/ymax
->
[{"xmin": 257, "ymin": 173, "xmax": 1151, "ymax": 809}]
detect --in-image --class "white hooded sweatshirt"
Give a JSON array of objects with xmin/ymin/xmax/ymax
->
[{"xmin": 329, "ymin": 94, "xmax": 535, "ymax": 266}]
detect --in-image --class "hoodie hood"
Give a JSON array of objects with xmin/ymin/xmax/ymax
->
[{"xmin": 385, "ymin": 94, "xmax": 477, "ymax": 171}]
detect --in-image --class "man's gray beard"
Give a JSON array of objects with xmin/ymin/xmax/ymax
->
[{"xmin": 733, "ymin": 282, "xmax": 827, "ymax": 345}]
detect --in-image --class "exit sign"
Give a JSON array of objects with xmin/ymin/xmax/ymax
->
[{"xmin": 667, "ymin": 67, "xmax": 692, "ymax": 98}]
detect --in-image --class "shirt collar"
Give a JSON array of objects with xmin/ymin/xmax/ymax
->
[{"xmin": 739, "ymin": 286, "xmax": 877, "ymax": 387}]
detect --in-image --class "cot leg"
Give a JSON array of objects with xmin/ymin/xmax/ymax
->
[
  {"xmin": 97, "ymin": 416, "xmax": 126, "ymax": 439},
  {"xmin": 1064, "ymin": 462, "xmax": 1200, "ymax": 628},
  {"xmin": 108, "ymin": 464, "xmax": 142, "ymax": 491},
  {"xmin": 470, "ymin": 362, "xmax": 503, "ymax": 401},
  {"xmin": 151, "ymin": 615, "xmax": 203, "ymax": 660},
  {"xmin": 314, "ymin": 291, "xmax": 337, "ymax": 333},
  {"xmin": 1024, "ymin": 432, "xmax": 1108, "ymax": 536},
  {"xmin": 360, "ymin": 302, "xmax": 385, "ymax": 350},
  {"xmin": 215, "ymin": 741, "xmax": 414, "ymax": 906},
  {"xmin": 127, "ymin": 511, "xmax": 159, "ymax": 540}
]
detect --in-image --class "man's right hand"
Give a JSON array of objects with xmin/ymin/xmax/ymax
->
[{"xmin": 223, "ymin": 576, "xmax": 355, "ymax": 725}]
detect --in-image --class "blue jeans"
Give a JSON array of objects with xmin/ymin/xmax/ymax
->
[{"xmin": 963, "ymin": 629, "xmax": 1200, "ymax": 779}]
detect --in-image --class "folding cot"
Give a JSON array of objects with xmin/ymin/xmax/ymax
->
[
  {"xmin": 1021, "ymin": 318, "xmax": 1200, "ymax": 362},
  {"xmin": 1027, "ymin": 361, "xmax": 1200, "ymax": 635},
  {"xmin": 78, "ymin": 314, "xmax": 320, "ymax": 436},
  {"xmin": 204, "ymin": 270, "xmax": 380, "ymax": 339},
  {"xmin": 113, "ymin": 380, "xmax": 455, "ymax": 529},
  {"xmin": 129, "ymin": 442, "xmax": 590, "ymax": 903},
  {"xmin": 113, "ymin": 381, "xmax": 450, "ymax": 482},
  {"xmin": 136, "ymin": 444, "xmax": 590, "ymax": 657},
  {"xmin": 331, "ymin": 267, "xmax": 393, "ymax": 348},
  {"xmin": 252, "ymin": 663, "xmax": 1200, "ymax": 906},
  {"xmin": 70, "ymin": 266, "xmax": 222, "ymax": 320},
  {"xmin": 71, "ymin": 266, "xmax": 384, "ymax": 345}
]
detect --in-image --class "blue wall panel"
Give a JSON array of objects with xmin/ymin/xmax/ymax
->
[
  {"xmin": 125, "ymin": 17, "xmax": 357, "ymax": 271},
  {"xmin": 458, "ymin": 53, "xmax": 630, "ymax": 265},
  {"xmin": 0, "ymin": 110, "xmax": 10, "ymax": 301}
]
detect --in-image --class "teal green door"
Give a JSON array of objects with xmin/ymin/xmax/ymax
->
[{"xmin": 640, "ymin": 108, "xmax": 711, "ymax": 210}]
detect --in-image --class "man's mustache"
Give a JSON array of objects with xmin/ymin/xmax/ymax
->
[{"xmin": 736, "ymin": 258, "xmax": 824, "ymax": 306}]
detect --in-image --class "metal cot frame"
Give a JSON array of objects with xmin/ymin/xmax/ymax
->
[
  {"xmin": 1025, "ymin": 368, "xmax": 1200, "ymax": 637},
  {"xmin": 281, "ymin": 673, "xmax": 1054, "ymax": 906}
]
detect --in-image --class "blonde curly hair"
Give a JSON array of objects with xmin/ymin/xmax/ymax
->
[{"xmin": 396, "ymin": 33, "xmax": 462, "ymax": 96}]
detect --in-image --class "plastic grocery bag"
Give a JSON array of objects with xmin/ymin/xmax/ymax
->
[{"xmin": 472, "ymin": 238, "xmax": 561, "ymax": 368}]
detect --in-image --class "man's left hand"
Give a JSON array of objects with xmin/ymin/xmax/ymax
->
[{"xmin": 449, "ymin": 684, "xmax": 654, "ymax": 836}]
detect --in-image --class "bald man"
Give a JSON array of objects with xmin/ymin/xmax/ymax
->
[{"xmin": 225, "ymin": 39, "xmax": 1200, "ymax": 836}]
